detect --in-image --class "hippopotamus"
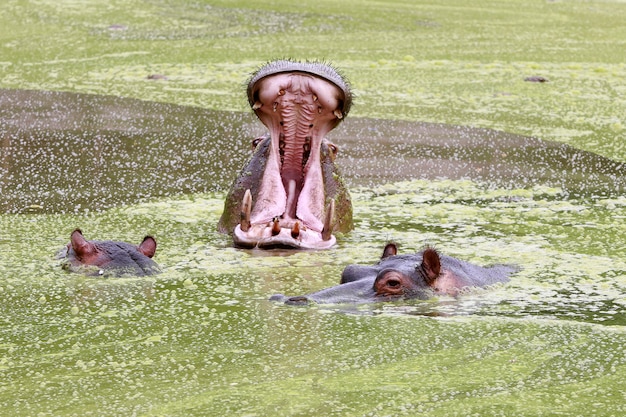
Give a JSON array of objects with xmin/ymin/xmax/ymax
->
[
  {"xmin": 271, "ymin": 243, "xmax": 517, "ymax": 305},
  {"xmin": 59, "ymin": 229, "xmax": 160, "ymax": 276},
  {"xmin": 218, "ymin": 59, "xmax": 353, "ymax": 249}
]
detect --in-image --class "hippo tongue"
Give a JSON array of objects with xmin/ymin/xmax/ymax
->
[{"xmin": 249, "ymin": 71, "xmax": 343, "ymax": 232}]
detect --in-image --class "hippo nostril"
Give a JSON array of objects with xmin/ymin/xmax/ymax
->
[{"xmin": 285, "ymin": 296, "xmax": 311, "ymax": 306}]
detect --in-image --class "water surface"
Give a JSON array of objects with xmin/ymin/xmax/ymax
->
[
  {"xmin": 1, "ymin": 90, "xmax": 625, "ymax": 416},
  {"xmin": 2, "ymin": 89, "xmax": 623, "ymax": 213}
]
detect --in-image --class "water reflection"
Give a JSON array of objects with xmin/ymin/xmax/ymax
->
[
  {"xmin": 1, "ymin": 89, "xmax": 624, "ymax": 214},
  {"xmin": 0, "ymin": 89, "xmax": 260, "ymax": 213},
  {"xmin": 335, "ymin": 118, "xmax": 626, "ymax": 196}
]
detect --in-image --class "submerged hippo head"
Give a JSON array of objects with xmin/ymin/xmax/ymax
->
[
  {"xmin": 60, "ymin": 229, "xmax": 160, "ymax": 277},
  {"xmin": 271, "ymin": 243, "xmax": 517, "ymax": 305},
  {"xmin": 219, "ymin": 59, "xmax": 353, "ymax": 249}
]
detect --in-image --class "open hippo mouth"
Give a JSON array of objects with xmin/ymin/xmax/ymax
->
[{"xmin": 232, "ymin": 60, "xmax": 352, "ymax": 249}]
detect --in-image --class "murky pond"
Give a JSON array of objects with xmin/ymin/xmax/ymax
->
[{"xmin": 1, "ymin": 90, "xmax": 625, "ymax": 415}]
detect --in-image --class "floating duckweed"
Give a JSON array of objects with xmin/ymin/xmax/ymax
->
[
  {"xmin": 145, "ymin": 335, "xmax": 163, "ymax": 343},
  {"xmin": 1, "ymin": 0, "xmax": 626, "ymax": 415}
]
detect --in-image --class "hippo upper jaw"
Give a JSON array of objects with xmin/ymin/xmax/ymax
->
[
  {"xmin": 270, "ymin": 276, "xmax": 435, "ymax": 306},
  {"xmin": 270, "ymin": 278, "xmax": 378, "ymax": 305},
  {"xmin": 232, "ymin": 60, "xmax": 351, "ymax": 250}
]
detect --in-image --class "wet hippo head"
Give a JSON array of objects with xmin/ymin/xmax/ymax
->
[
  {"xmin": 219, "ymin": 59, "xmax": 353, "ymax": 249},
  {"xmin": 271, "ymin": 243, "xmax": 518, "ymax": 305},
  {"xmin": 60, "ymin": 229, "xmax": 160, "ymax": 277}
]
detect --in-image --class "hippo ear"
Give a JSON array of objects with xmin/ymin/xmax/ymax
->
[
  {"xmin": 70, "ymin": 229, "xmax": 95, "ymax": 257},
  {"xmin": 420, "ymin": 248, "xmax": 441, "ymax": 286},
  {"xmin": 381, "ymin": 242, "xmax": 398, "ymax": 259},
  {"xmin": 138, "ymin": 236, "xmax": 157, "ymax": 258}
]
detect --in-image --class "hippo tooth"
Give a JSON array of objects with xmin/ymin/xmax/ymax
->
[
  {"xmin": 333, "ymin": 109, "xmax": 343, "ymax": 119},
  {"xmin": 271, "ymin": 217, "xmax": 281, "ymax": 236},
  {"xmin": 322, "ymin": 200, "xmax": 335, "ymax": 241},
  {"xmin": 252, "ymin": 101, "xmax": 263, "ymax": 110},
  {"xmin": 240, "ymin": 189, "xmax": 252, "ymax": 232},
  {"xmin": 312, "ymin": 94, "xmax": 318, "ymax": 102},
  {"xmin": 273, "ymin": 102, "xmax": 278, "ymax": 112},
  {"xmin": 291, "ymin": 221, "xmax": 300, "ymax": 239}
]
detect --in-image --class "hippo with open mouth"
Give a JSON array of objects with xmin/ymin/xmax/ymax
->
[
  {"xmin": 218, "ymin": 60, "xmax": 353, "ymax": 249},
  {"xmin": 271, "ymin": 243, "xmax": 518, "ymax": 304}
]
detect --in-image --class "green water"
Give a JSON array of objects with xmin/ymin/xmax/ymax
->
[
  {"xmin": 1, "ymin": 0, "xmax": 625, "ymax": 415},
  {"xmin": 1, "ymin": 0, "xmax": 625, "ymax": 162},
  {"xmin": 1, "ymin": 183, "xmax": 625, "ymax": 415}
]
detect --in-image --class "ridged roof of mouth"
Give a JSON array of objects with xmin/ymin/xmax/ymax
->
[{"xmin": 247, "ymin": 59, "xmax": 352, "ymax": 121}]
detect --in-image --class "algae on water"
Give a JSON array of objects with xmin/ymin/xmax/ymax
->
[{"xmin": 1, "ymin": 0, "xmax": 626, "ymax": 415}]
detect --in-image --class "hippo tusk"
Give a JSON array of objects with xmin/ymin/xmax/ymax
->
[
  {"xmin": 240, "ymin": 189, "xmax": 252, "ymax": 232},
  {"xmin": 322, "ymin": 200, "xmax": 335, "ymax": 241}
]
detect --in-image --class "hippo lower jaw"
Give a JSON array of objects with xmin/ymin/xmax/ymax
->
[
  {"xmin": 233, "ymin": 65, "xmax": 348, "ymax": 249},
  {"xmin": 233, "ymin": 214, "xmax": 336, "ymax": 250},
  {"xmin": 234, "ymin": 172, "xmax": 337, "ymax": 248}
]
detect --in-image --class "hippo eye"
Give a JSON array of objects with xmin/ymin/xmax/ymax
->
[
  {"xmin": 385, "ymin": 278, "xmax": 401, "ymax": 288},
  {"xmin": 374, "ymin": 272, "xmax": 408, "ymax": 297}
]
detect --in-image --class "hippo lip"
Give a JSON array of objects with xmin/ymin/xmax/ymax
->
[{"xmin": 234, "ymin": 61, "xmax": 351, "ymax": 249}]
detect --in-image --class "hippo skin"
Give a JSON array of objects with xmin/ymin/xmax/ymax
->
[
  {"xmin": 59, "ymin": 229, "xmax": 160, "ymax": 277},
  {"xmin": 271, "ymin": 243, "xmax": 518, "ymax": 305},
  {"xmin": 219, "ymin": 60, "xmax": 353, "ymax": 249}
]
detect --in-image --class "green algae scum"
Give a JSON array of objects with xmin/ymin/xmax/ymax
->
[{"xmin": 1, "ymin": 0, "xmax": 626, "ymax": 416}]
